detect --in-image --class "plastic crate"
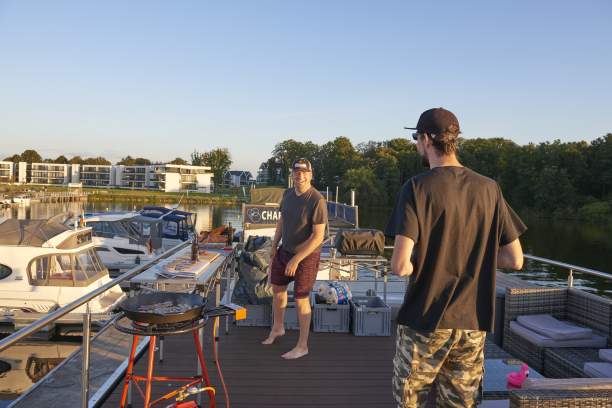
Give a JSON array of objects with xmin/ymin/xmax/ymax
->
[
  {"xmin": 312, "ymin": 293, "xmax": 350, "ymax": 333},
  {"xmin": 271, "ymin": 292, "xmax": 300, "ymax": 330},
  {"xmin": 350, "ymin": 296, "xmax": 391, "ymax": 336},
  {"xmin": 236, "ymin": 304, "xmax": 272, "ymax": 327}
]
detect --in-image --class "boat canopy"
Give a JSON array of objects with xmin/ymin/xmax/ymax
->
[
  {"xmin": 250, "ymin": 187, "xmax": 285, "ymax": 205},
  {"xmin": 139, "ymin": 206, "xmax": 193, "ymax": 222},
  {"xmin": 0, "ymin": 219, "xmax": 70, "ymax": 247}
]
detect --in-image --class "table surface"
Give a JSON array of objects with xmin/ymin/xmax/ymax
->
[
  {"xmin": 484, "ymin": 358, "xmax": 544, "ymax": 399},
  {"xmin": 130, "ymin": 246, "xmax": 227, "ymax": 286}
]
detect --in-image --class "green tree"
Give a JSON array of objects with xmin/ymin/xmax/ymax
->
[
  {"xmin": 169, "ymin": 157, "xmax": 188, "ymax": 165},
  {"xmin": 20, "ymin": 149, "xmax": 42, "ymax": 163},
  {"xmin": 83, "ymin": 157, "xmax": 111, "ymax": 165},
  {"xmin": 342, "ymin": 168, "xmax": 385, "ymax": 208},
  {"xmin": 192, "ymin": 148, "xmax": 232, "ymax": 187},
  {"xmin": 69, "ymin": 156, "xmax": 84, "ymax": 164},
  {"xmin": 4, "ymin": 154, "xmax": 21, "ymax": 163},
  {"xmin": 54, "ymin": 155, "xmax": 69, "ymax": 164}
]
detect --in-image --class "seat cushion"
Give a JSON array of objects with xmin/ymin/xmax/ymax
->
[
  {"xmin": 600, "ymin": 349, "xmax": 612, "ymax": 363},
  {"xmin": 517, "ymin": 314, "xmax": 592, "ymax": 340},
  {"xmin": 509, "ymin": 321, "xmax": 607, "ymax": 348},
  {"xmin": 584, "ymin": 362, "xmax": 612, "ymax": 378}
]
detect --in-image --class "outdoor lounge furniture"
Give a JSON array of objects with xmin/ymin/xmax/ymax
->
[
  {"xmin": 503, "ymin": 287, "xmax": 612, "ymax": 375},
  {"xmin": 544, "ymin": 348, "xmax": 603, "ymax": 379},
  {"xmin": 600, "ymin": 348, "xmax": 612, "ymax": 362},
  {"xmin": 509, "ymin": 378, "xmax": 612, "ymax": 407},
  {"xmin": 584, "ymin": 362, "xmax": 612, "ymax": 378}
]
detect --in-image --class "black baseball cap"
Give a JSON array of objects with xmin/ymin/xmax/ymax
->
[
  {"xmin": 292, "ymin": 158, "xmax": 312, "ymax": 172},
  {"xmin": 404, "ymin": 107, "xmax": 460, "ymax": 136}
]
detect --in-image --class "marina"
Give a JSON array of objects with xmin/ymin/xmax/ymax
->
[{"xmin": 0, "ymin": 197, "xmax": 610, "ymax": 407}]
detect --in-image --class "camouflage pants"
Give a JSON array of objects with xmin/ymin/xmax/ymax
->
[{"xmin": 392, "ymin": 325, "xmax": 486, "ymax": 408}]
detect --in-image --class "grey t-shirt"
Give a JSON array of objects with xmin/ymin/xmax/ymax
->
[{"xmin": 280, "ymin": 187, "xmax": 328, "ymax": 254}]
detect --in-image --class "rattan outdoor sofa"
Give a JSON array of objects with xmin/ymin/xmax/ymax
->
[{"xmin": 503, "ymin": 287, "xmax": 612, "ymax": 376}]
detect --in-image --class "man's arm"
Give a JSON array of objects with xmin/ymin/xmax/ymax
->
[
  {"xmin": 270, "ymin": 217, "xmax": 282, "ymax": 259},
  {"xmin": 497, "ymin": 238, "xmax": 523, "ymax": 270},
  {"xmin": 391, "ymin": 235, "xmax": 415, "ymax": 277},
  {"xmin": 284, "ymin": 223, "xmax": 325, "ymax": 276}
]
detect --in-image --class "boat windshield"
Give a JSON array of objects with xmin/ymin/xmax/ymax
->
[{"xmin": 28, "ymin": 248, "xmax": 108, "ymax": 287}]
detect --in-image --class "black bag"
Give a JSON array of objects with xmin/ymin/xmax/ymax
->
[{"xmin": 334, "ymin": 229, "xmax": 385, "ymax": 256}]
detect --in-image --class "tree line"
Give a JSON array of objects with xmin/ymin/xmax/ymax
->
[{"xmin": 261, "ymin": 134, "xmax": 612, "ymax": 221}]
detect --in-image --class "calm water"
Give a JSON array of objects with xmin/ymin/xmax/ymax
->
[{"xmin": 360, "ymin": 208, "xmax": 612, "ymax": 297}]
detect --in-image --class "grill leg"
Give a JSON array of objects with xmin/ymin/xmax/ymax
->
[
  {"xmin": 120, "ymin": 335, "xmax": 139, "ymax": 408},
  {"xmin": 143, "ymin": 335, "xmax": 157, "ymax": 408},
  {"xmin": 192, "ymin": 330, "xmax": 215, "ymax": 408}
]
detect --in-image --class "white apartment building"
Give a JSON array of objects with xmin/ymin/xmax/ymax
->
[
  {"xmin": 0, "ymin": 161, "xmax": 14, "ymax": 183},
  {"xmin": 28, "ymin": 163, "xmax": 70, "ymax": 185},
  {"xmin": 0, "ymin": 162, "xmax": 213, "ymax": 192},
  {"xmin": 72, "ymin": 164, "xmax": 114, "ymax": 187}
]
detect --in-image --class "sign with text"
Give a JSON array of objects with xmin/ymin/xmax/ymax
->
[{"xmin": 243, "ymin": 204, "xmax": 281, "ymax": 226}]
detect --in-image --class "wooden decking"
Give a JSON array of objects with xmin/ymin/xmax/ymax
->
[
  {"xmin": 101, "ymin": 324, "xmax": 397, "ymax": 407},
  {"xmin": 100, "ymin": 323, "xmax": 511, "ymax": 407}
]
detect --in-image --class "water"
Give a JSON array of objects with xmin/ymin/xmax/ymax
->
[{"xmin": 360, "ymin": 208, "xmax": 612, "ymax": 297}]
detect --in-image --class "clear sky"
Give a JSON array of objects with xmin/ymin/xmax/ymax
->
[{"xmin": 0, "ymin": 1, "xmax": 611, "ymax": 174}]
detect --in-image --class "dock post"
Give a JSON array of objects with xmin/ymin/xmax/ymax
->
[
  {"xmin": 568, "ymin": 269, "xmax": 574, "ymax": 288},
  {"xmin": 81, "ymin": 303, "xmax": 91, "ymax": 408}
]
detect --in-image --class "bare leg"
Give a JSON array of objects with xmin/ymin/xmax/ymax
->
[
  {"xmin": 282, "ymin": 296, "xmax": 310, "ymax": 359},
  {"xmin": 262, "ymin": 284, "xmax": 287, "ymax": 345}
]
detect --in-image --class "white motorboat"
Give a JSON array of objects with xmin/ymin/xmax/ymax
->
[{"xmin": 0, "ymin": 218, "xmax": 125, "ymax": 314}]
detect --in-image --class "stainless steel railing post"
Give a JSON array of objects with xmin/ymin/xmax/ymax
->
[
  {"xmin": 568, "ymin": 269, "xmax": 574, "ymax": 288},
  {"xmin": 383, "ymin": 265, "xmax": 388, "ymax": 305},
  {"xmin": 81, "ymin": 302, "xmax": 91, "ymax": 408}
]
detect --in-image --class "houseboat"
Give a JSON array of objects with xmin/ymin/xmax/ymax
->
[{"xmin": 0, "ymin": 218, "xmax": 124, "ymax": 316}]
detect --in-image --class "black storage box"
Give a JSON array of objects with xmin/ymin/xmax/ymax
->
[{"xmin": 334, "ymin": 229, "xmax": 385, "ymax": 257}]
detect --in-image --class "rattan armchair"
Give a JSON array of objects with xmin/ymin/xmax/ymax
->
[{"xmin": 503, "ymin": 287, "xmax": 612, "ymax": 375}]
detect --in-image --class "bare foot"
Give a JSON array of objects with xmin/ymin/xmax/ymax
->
[
  {"xmin": 261, "ymin": 329, "xmax": 285, "ymax": 345},
  {"xmin": 281, "ymin": 346, "xmax": 308, "ymax": 359}
]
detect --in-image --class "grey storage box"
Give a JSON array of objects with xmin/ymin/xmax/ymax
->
[
  {"xmin": 272, "ymin": 292, "xmax": 299, "ymax": 330},
  {"xmin": 350, "ymin": 296, "xmax": 392, "ymax": 336},
  {"xmin": 236, "ymin": 304, "xmax": 272, "ymax": 327},
  {"xmin": 312, "ymin": 294, "xmax": 350, "ymax": 333}
]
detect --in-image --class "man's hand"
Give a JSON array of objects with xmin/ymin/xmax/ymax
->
[
  {"xmin": 270, "ymin": 243, "xmax": 278, "ymax": 260},
  {"xmin": 391, "ymin": 235, "xmax": 415, "ymax": 277},
  {"xmin": 284, "ymin": 256, "xmax": 300, "ymax": 277}
]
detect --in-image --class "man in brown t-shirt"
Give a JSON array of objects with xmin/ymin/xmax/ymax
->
[{"xmin": 261, "ymin": 158, "xmax": 327, "ymax": 359}]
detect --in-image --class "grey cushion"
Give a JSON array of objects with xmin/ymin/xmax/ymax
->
[
  {"xmin": 517, "ymin": 314, "xmax": 592, "ymax": 340},
  {"xmin": 600, "ymin": 349, "xmax": 612, "ymax": 363},
  {"xmin": 509, "ymin": 321, "xmax": 607, "ymax": 348},
  {"xmin": 584, "ymin": 362, "xmax": 612, "ymax": 378}
]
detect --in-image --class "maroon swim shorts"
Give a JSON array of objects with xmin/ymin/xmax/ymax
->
[{"xmin": 270, "ymin": 246, "xmax": 321, "ymax": 299}]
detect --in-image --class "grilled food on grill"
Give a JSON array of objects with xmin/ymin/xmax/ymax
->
[{"xmin": 137, "ymin": 301, "xmax": 194, "ymax": 315}]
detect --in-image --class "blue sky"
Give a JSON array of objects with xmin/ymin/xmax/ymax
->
[{"xmin": 0, "ymin": 1, "xmax": 611, "ymax": 173}]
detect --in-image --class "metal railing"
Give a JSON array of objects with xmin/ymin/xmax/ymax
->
[
  {"xmin": 0, "ymin": 240, "xmax": 190, "ymax": 407},
  {"xmin": 524, "ymin": 253, "xmax": 612, "ymax": 287}
]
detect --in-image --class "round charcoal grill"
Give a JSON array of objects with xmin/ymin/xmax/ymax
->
[{"xmin": 118, "ymin": 292, "xmax": 207, "ymax": 324}]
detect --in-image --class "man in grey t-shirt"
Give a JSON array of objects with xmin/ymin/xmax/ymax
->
[{"xmin": 261, "ymin": 158, "xmax": 327, "ymax": 359}]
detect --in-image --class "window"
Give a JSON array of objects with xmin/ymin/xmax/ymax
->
[
  {"xmin": 95, "ymin": 246, "xmax": 110, "ymax": 252},
  {"xmin": 0, "ymin": 264, "xmax": 12, "ymax": 280},
  {"xmin": 113, "ymin": 247, "xmax": 145, "ymax": 255},
  {"xmin": 163, "ymin": 221, "xmax": 178, "ymax": 236}
]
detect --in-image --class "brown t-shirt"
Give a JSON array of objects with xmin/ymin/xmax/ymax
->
[
  {"xmin": 385, "ymin": 166, "xmax": 527, "ymax": 332},
  {"xmin": 280, "ymin": 187, "xmax": 328, "ymax": 254}
]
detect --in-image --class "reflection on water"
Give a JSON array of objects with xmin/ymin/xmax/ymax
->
[
  {"xmin": 1, "ymin": 201, "xmax": 243, "ymax": 237},
  {"xmin": 0, "ymin": 342, "xmax": 79, "ymax": 406},
  {"xmin": 360, "ymin": 208, "xmax": 612, "ymax": 298}
]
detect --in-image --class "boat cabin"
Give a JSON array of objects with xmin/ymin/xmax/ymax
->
[{"xmin": 139, "ymin": 206, "xmax": 195, "ymax": 241}]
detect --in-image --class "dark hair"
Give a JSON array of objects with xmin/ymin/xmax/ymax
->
[{"xmin": 430, "ymin": 124, "xmax": 460, "ymax": 155}]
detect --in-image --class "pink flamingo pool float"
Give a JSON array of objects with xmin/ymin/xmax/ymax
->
[{"xmin": 507, "ymin": 363, "xmax": 529, "ymax": 388}]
